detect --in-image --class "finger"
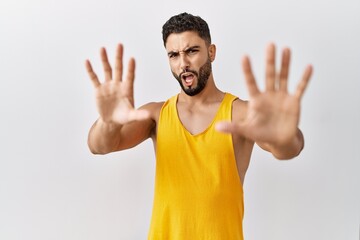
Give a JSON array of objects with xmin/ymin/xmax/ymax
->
[
  {"xmin": 295, "ymin": 65, "xmax": 313, "ymax": 99},
  {"xmin": 242, "ymin": 56, "xmax": 260, "ymax": 97},
  {"xmin": 114, "ymin": 43, "xmax": 124, "ymax": 82},
  {"xmin": 124, "ymin": 58, "xmax": 136, "ymax": 94},
  {"xmin": 265, "ymin": 43, "xmax": 276, "ymax": 91},
  {"xmin": 100, "ymin": 47, "xmax": 112, "ymax": 81},
  {"xmin": 85, "ymin": 60, "xmax": 101, "ymax": 88},
  {"xmin": 279, "ymin": 48, "xmax": 291, "ymax": 92}
]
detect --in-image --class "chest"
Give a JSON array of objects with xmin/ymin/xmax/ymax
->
[{"xmin": 176, "ymin": 103, "xmax": 220, "ymax": 135}]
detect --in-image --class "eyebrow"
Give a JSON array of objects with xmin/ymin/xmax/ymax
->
[{"xmin": 167, "ymin": 45, "xmax": 201, "ymax": 56}]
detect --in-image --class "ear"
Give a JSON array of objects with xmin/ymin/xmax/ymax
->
[{"xmin": 208, "ymin": 44, "xmax": 216, "ymax": 62}]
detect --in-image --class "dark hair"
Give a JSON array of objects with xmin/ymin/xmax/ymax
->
[{"xmin": 162, "ymin": 12, "xmax": 211, "ymax": 46}]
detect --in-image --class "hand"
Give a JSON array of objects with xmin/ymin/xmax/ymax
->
[
  {"xmin": 85, "ymin": 44, "xmax": 150, "ymax": 125},
  {"xmin": 216, "ymin": 43, "xmax": 313, "ymax": 147}
]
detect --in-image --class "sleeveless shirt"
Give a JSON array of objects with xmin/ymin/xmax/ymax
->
[{"xmin": 148, "ymin": 93, "xmax": 244, "ymax": 240}]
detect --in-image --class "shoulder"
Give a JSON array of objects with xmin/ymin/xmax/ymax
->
[
  {"xmin": 140, "ymin": 94, "xmax": 179, "ymax": 118},
  {"xmin": 231, "ymin": 97, "xmax": 248, "ymax": 122},
  {"xmin": 140, "ymin": 102, "xmax": 165, "ymax": 121},
  {"xmin": 140, "ymin": 101, "xmax": 164, "ymax": 111}
]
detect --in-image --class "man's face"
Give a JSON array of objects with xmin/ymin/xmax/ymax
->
[{"xmin": 165, "ymin": 31, "xmax": 214, "ymax": 96}]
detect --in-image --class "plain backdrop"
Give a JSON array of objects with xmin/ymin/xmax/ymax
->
[{"xmin": 0, "ymin": 0, "xmax": 359, "ymax": 239}]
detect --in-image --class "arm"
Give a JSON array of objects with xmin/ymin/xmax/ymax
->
[
  {"xmin": 87, "ymin": 104, "xmax": 156, "ymax": 154},
  {"xmin": 256, "ymin": 128, "xmax": 304, "ymax": 160},
  {"xmin": 85, "ymin": 44, "xmax": 153, "ymax": 154},
  {"xmin": 88, "ymin": 119, "xmax": 123, "ymax": 154},
  {"xmin": 216, "ymin": 43, "xmax": 312, "ymax": 160}
]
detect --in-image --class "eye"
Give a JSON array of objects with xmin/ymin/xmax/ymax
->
[
  {"xmin": 169, "ymin": 53, "xmax": 179, "ymax": 59},
  {"xmin": 187, "ymin": 49, "xmax": 199, "ymax": 55}
]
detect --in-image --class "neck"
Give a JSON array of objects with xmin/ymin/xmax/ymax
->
[{"xmin": 178, "ymin": 75, "xmax": 224, "ymax": 104}]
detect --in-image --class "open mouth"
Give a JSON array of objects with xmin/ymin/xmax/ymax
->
[{"xmin": 181, "ymin": 73, "xmax": 195, "ymax": 87}]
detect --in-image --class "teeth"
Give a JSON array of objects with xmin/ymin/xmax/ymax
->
[
  {"xmin": 181, "ymin": 73, "xmax": 194, "ymax": 86},
  {"xmin": 182, "ymin": 73, "xmax": 192, "ymax": 78}
]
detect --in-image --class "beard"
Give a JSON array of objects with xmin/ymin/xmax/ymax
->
[{"xmin": 172, "ymin": 58, "xmax": 212, "ymax": 96}]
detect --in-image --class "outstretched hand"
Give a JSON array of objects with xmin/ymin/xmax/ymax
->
[
  {"xmin": 85, "ymin": 44, "xmax": 150, "ymax": 125},
  {"xmin": 216, "ymin": 43, "xmax": 312, "ymax": 147}
]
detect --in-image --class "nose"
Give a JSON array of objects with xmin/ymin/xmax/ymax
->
[{"xmin": 179, "ymin": 53, "xmax": 190, "ymax": 72}]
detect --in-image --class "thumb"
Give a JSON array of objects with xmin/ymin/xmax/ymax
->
[
  {"xmin": 215, "ymin": 121, "xmax": 247, "ymax": 135},
  {"xmin": 127, "ymin": 109, "xmax": 151, "ymax": 122}
]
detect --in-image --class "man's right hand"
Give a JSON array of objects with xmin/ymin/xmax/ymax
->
[{"xmin": 85, "ymin": 44, "xmax": 150, "ymax": 125}]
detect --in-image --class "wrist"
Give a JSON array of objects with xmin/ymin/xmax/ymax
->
[
  {"xmin": 271, "ymin": 129, "xmax": 304, "ymax": 160},
  {"xmin": 97, "ymin": 117, "xmax": 123, "ymax": 129}
]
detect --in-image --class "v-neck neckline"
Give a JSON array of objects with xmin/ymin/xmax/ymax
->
[{"xmin": 174, "ymin": 93, "xmax": 228, "ymax": 137}]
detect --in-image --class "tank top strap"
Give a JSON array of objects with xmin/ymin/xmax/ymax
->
[{"xmin": 214, "ymin": 92, "xmax": 238, "ymax": 122}]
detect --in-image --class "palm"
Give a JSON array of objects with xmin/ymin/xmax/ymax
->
[
  {"xmin": 86, "ymin": 44, "xmax": 149, "ymax": 124},
  {"xmin": 243, "ymin": 92, "xmax": 300, "ymax": 145},
  {"xmin": 94, "ymin": 81, "xmax": 134, "ymax": 124},
  {"xmin": 217, "ymin": 44, "xmax": 312, "ymax": 146}
]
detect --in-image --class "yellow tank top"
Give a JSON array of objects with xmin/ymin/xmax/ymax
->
[{"xmin": 148, "ymin": 93, "xmax": 244, "ymax": 240}]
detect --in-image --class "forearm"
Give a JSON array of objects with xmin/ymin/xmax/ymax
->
[
  {"xmin": 87, "ymin": 118, "xmax": 123, "ymax": 154},
  {"xmin": 269, "ymin": 129, "xmax": 304, "ymax": 160}
]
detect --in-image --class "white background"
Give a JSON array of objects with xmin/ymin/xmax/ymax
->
[{"xmin": 0, "ymin": 0, "xmax": 359, "ymax": 239}]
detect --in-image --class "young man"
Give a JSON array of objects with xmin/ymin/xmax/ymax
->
[{"xmin": 85, "ymin": 12, "xmax": 312, "ymax": 240}]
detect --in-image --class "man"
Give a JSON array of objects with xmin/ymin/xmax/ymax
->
[{"xmin": 85, "ymin": 12, "xmax": 312, "ymax": 240}]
